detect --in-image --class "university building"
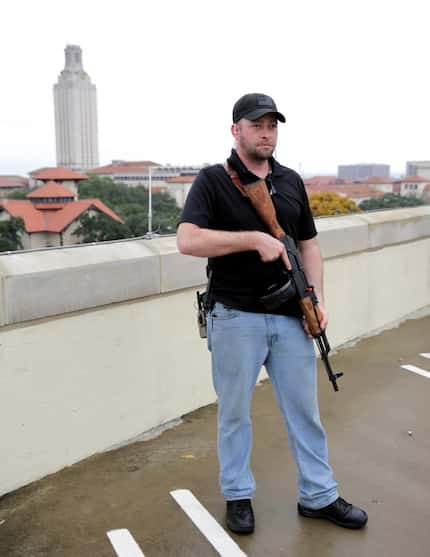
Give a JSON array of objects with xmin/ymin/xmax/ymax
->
[{"xmin": 0, "ymin": 168, "xmax": 122, "ymax": 249}]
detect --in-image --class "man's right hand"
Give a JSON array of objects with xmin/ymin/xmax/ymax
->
[
  {"xmin": 177, "ymin": 224, "xmax": 291, "ymax": 270},
  {"xmin": 255, "ymin": 232, "xmax": 292, "ymax": 270}
]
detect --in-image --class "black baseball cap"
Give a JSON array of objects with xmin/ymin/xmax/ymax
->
[{"xmin": 232, "ymin": 93, "xmax": 286, "ymax": 123}]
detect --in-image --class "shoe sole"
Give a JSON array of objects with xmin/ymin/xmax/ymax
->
[
  {"xmin": 226, "ymin": 523, "xmax": 254, "ymax": 535},
  {"xmin": 298, "ymin": 507, "xmax": 368, "ymax": 530}
]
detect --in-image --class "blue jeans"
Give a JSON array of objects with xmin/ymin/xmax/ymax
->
[{"xmin": 207, "ymin": 302, "xmax": 338, "ymax": 509}]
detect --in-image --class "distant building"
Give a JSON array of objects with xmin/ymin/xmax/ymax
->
[
  {"xmin": 338, "ymin": 164, "xmax": 390, "ymax": 180},
  {"xmin": 305, "ymin": 182, "xmax": 385, "ymax": 206},
  {"xmin": 304, "ymin": 176, "xmax": 350, "ymax": 186},
  {"xmin": 304, "ymin": 173, "xmax": 430, "ymax": 204},
  {"xmin": 364, "ymin": 177, "xmax": 394, "ymax": 194},
  {"xmin": 405, "ymin": 161, "xmax": 430, "ymax": 179},
  {"xmin": 399, "ymin": 176, "xmax": 430, "ymax": 198},
  {"xmin": 0, "ymin": 169, "xmax": 122, "ymax": 249},
  {"xmin": 29, "ymin": 166, "xmax": 87, "ymax": 197},
  {"xmin": 53, "ymin": 45, "xmax": 99, "ymax": 171},
  {"xmin": 165, "ymin": 175, "xmax": 196, "ymax": 208},
  {"xmin": 0, "ymin": 176, "xmax": 29, "ymax": 198},
  {"xmin": 87, "ymin": 160, "xmax": 204, "ymax": 189}
]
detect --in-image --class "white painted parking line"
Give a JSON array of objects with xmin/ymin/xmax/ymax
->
[
  {"xmin": 401, "ymin": 365, "xmax": 430, "ymax": 379},
  {"xmin": 171, "ymin": 489, "xmax": 248, "ymax": 557},
  {"xmin": 420, "ymin": 353, "xmax": 430, "ymax": 360},
  {"xmin": 107, "ymin": 529, "xmax": 146, "ymax": 557}
]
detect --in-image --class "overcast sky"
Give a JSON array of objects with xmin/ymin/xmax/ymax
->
[{"xmin": 1, "ymin": 0, "xmax": 429, "ymax": 177}]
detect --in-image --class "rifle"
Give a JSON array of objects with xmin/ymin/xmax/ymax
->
[{"xmin": 225, "ymin": 164, "xmax": 343, "ymax": 392}]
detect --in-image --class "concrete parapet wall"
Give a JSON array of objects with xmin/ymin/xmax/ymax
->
[
  {"xmin": 1, "ymin": 207, "xmax": 430, "ymax": 496},
  {"xmin": 1, "ymin": 207, "xmax": 429, "ymax": 326},
  {"xmin": 316, "ymin": 206, "xmax": 430, "ymax": 258}
]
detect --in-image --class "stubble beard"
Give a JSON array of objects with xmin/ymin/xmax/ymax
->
[
  {"xmin": 248, "ymin": 145, "xmax": 275, "ymax": 162},
  {"xmin": 240, "ymin": 141, "xmax": 275, "ymax": 162}
]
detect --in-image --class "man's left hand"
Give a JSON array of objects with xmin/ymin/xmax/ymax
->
[{"xmin": 302, "ymin": 303, "xmax": 328, "ymax": 338}]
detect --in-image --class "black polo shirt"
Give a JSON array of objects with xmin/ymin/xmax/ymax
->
[{"xmin": 180, "ymin": 149, "xmax": 317, "ymax": 316}]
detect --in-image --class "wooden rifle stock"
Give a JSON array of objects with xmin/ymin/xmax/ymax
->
[
  {"xmin": 300, "ymin": 296, "xmax": 324, "ymax": 337},
  {"xmin": 231, "ymin": 179, "xmax": 286, "ymax": 239}
]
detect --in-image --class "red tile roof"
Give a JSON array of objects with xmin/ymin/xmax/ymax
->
[
  {"xmin": 304, "ymin": 176, "xmax": 343, "ymax": 186},
  {"xmin": 27, "ymin": 181, "xmax": 75, "ymax": 199},
  {"xmin": 46, "ymin": 199, "xmax": 124, "ymax": 232},
  {"xmin": 0, "ymin": 199, "xmax": 123, "ymax": 233},
  {"xmin": 29, "ymin": 167, "xmax": 51, "ymax": 174},
  {"xmin": 365, "ymin": 177, "xmax": 393, "ymax": 184},
  {"xmin": 87, "ymin": 161, "xmax": 160, "ymax": 175},
  {"xmin": 31, "ymin": 167, "xmax": 87, "ymax": 180},
  {"xmin": 306, "ymin": 184, "xmax": 385, "ymax": 198},
  {"xmin": 0, "ymin": 176, "xmax": 29, "ymax": 188},
  {"xmin": 0, "ymin": 200, "xmax": 48, "ymax": 232},
  {"xmin": 400, "ymin": 175, "xmax": 429, "ymax": 183},
  {"xmin": 167, "ymin": 175, "xmax": 196, "ymax": 184}
]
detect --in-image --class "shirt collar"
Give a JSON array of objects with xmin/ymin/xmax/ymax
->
[{"xmin": 227, "ymin": 149, "xmax": 284, "ymax": 181}]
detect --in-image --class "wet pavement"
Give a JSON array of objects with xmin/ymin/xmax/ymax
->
[{"xmin": 1, "ymin": 314, "xmax": 429, "ymax": 557}]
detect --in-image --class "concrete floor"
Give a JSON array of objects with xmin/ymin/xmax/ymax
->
[{"xmin": 1, "ymin": 315, "xmax": 430, "ymax": 557}]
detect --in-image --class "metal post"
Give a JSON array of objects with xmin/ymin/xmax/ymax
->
[{"xmin": 148, "ymin": 166, "xmax": 153, "ymax": 234}]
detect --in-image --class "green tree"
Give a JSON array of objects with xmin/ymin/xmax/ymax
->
[
  {"xmin": 73, "ymin": 213, "xmax": 131, "ymax": 243},
  {"xmin": 79, "ymin": 175, "xmax": 148, "ymax": 206},
  {"xmin": 78, "ymin": 175, "xmax": 181, "ymax": 236},
  {"xmin": 119, "ymin": 204, "xmax": 149, "ymax": 237},
  {"xmin": 150, "ymin": 192, "xmax": 181, "ymax": 233},
  {"xmin": 0, "ymin": 217, "xmax": 25, "ymax": 252},
  {"xmin": 7, "ymin": 190, "xmax": 27, "ymax": 200},
  {"xmin": 359, "ymin": 193, "xmax": 425, "ymax": 211},
  {"xmin": 308, "ymin": 192, "xmax": 361, "ymax": 217}
]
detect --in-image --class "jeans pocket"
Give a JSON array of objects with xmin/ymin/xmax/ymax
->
[{"xmin": 212, "ymin": 303, "xmax": 240, "ymax": 320}]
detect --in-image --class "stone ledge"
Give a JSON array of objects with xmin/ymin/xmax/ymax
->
[
  {"xmin": 0, "ymin": 207, "xmax": 429, "ymax": 326},
  {"xmin": 316, "ymin": 216, "xmax": 368, "ymax": 259},
  {"xmin": 0, "ymin": 240, "xmax": 161, "ymax": 325},
  {"xmin": 316, "ymin": 205, "xmax": 430, "ymax": 257}
]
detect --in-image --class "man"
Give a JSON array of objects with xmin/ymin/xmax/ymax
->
[{"xmin": 177, "ymin": 93, "xmax": 367, "ymax": 534}]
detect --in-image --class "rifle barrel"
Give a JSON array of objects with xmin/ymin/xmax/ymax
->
[{"xmin": 316, "ymin": 336, "xmax": 341, "ymax": 392}]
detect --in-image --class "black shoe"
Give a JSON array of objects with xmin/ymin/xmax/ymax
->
[
  {"xmin": 226, "ymin": 499, "xmax": 255, "ymax": 534},
  {"xmin": 298, "ymin": 497, "xmax": 368, "ymax": 529}
]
